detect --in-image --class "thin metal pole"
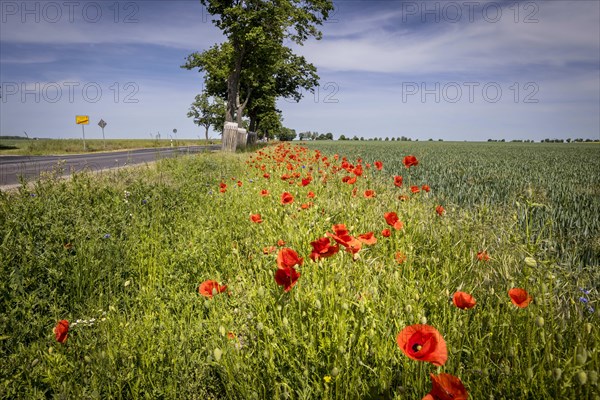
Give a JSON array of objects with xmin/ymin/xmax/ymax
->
[{"xmin": 82, "ymin": 125, "xmax": 86, "ymax": 151}]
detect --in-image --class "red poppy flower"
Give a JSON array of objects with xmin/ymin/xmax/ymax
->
[
  {"xmin": 263, "ymin": 173, "xmax": 270, "ymax": 179},
  {"xmin": 301, "ymin": 202, "xmax": 313, "ymax": 209},
  {"xmin": 219, "ymin": 182, "xmax": 227, "ymax": 190},
  {"xmin": 384, "ymin": 212, "xmax": 404, "ymax": 230},
  {"xmin": 508, "ymin": 288, "xmax": 532, "ymax": 308},
  {"xmin": 395, "ymin": 251, "xmax": 407, "ymax": 264},
  {"xmin": 397, "ymin": 324, "xmax": 447, "ymax": 366},
  {"xmin": 250, "ymin": 214, "xmax": 263, "ymax": 223},
  {"xmin": 263, "ymin": 246, "xmax": 276, "ymax": 254},
  {"xmin": 326, "ymin": 231, "xmax": 362, "ymax": 256},
  {"xmin": 403, "ymin": 155, "xmax": 419, "ymax": 168},
  {"xmin": 277, "ymin": 239, "xmax": 286, "ymax": 247},
  {"xmin": 411, "ymin": 186, "xmax": 420, "ymax": 194},
  {"xmin": 332, "ymin": 224, "xmax": 348, "ymax": 236},
  {"xmin": 307, "ymin": 191, "xmax": 315, "ymax": 198},
  {"xmin": 301, "ymin": 177, "xmax": 312, "ymax": 186},
  {"xmin": 393, "ymin": 175, "xmax": 403, "ymax": 188},
  {"xmin": 422, "ymin": 184, "xmax": 430, "ymax": 192},
  {"xmin": 357, "ymin": 232, "xmax": 377, "ymax": 245},
  {"xmin": 309, "ymin": 237, "xmax": 340, "ymax": 261},
  {"xmin": 53, "ymin": 319, "xmax": 69, "ymax": 344},
  {"xmin": 281, "ymin": 192, "xmax": 294, "ymax": 205},
  {"xmin": 198, "ymin": 280, "xmax": 228, "ymax": 298},
  {"xmin": 477, "ymin": 250, "xmax": 490, "ymax": 262},
  {"xmin": 374, "ymin": 161, "xmax": 383, "ymax": 170},
  {"xmin": 364, "ymin": 189, "xmax": 376, "ymax": 198},
  {"xmin": 452, "ymin": 292, "xmax": 476, "ymax": 310},
  {"xmin": 381, "ymin": 228, "xmax": 391, "ymax": 237},
  {"xmin": 352, "ymin": 164, "xmax": 363, "ymax": 176},
  {"xmin": 277, "ymin": 247, "xmax": 303, "ymax": 269},
  {"xmin": 274, "ymin": 266, "xmax": 301, "ymax": 292},
  {"xmin": 436, "ymin": 205, "xmax": 445, "ymax": 216},
  {"xmin": 398, "ymin": 195, "xmax": 409, "ymax": 201},
  {"xmin": 237, "ymin": 180, "xmax": 243, "ymax": 187},
  {"xmin": 423, "ymin": 373, "xmax": 468, "ymax": 400},
  {"xmin": 342, "ymin": 176, "xmax": 357, "ymax": 185},
  {"xmin": 260, "ymin": 189, "xmax": 269, "ymax": 197}
]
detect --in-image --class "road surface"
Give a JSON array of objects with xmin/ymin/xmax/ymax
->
[{"xmin": 0, "ymin": 145, "xmax": 219, "ymax": 188}]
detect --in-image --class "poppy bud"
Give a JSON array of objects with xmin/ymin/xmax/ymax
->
[
  {"xmin": 213, "ymin": 348, "xmax": 222, "ymax": 362},
  {"xmin": 527, "ymin": 368, "xmax": 534, "ymax": 380},
  {"xmin": 282, "ymin": 317, "xmax": 289, "ymax": 327},
  {"xmin": 576, "ymin": 371, "xmax": 588, "ymax": 385},
  {"xmin": 576, "ymin": 346, "xmax": 588, "ymax": 365},
  {"xmin": 589, "ymin": 371, "xmax": 598, "ymax": 385},
  {"xmin": 257, "ymin": 287, "xmax": 265, "ymax": 297},
  {"xmin": 219, "ymin": 326, "xmax": 226, "ymax": 336},
  {"xmin": 524, "ymin": 257, "xmax": 537, "ymax": 267},
  {"xmin": 315, "ymin": 300, "xmax": 321, "ymax": 310},
  {"xmin": 420, "ymin": 316, "xmax": 428, "ymax": 324},
  {"xmin": 404, "ymin": 305, "xmax": 412, "ymax": 313},
  {"xmin": 535, "ymin": 316, "xmax": 545, "ymax": 328},
  {"xmin": 552, "ymin": 368, "xmax": 562, "ymax": 381},
  {"xmin": 586, "ymin": 323, "xmax": 593, "ymax": 334},
  {"xmin": 331, "ymin": 367, "xmax": 339, "ymax": 377},
  {"xmin": 263, "ymin": 350, "xmax": 269, "ymax": 358}
]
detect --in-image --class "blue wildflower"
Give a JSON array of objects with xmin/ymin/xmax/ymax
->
[{"xmin": 103, "ymin": 234, "xmax": 111, "ymax": 239}]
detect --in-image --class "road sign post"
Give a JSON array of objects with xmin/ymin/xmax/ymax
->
[
  {"xmin": 76, "ymin": 115, "xmax": 90, "ymax": 151},
  {"xmin": 98, "ymin": 119, "xmax": 107, "ymax": 149}
]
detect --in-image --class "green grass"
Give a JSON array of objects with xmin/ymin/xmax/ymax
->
[
  {"xmin": 0, "ymin": 139, "xmax": 220, "ymax": 156},
  {"xmin": 0, "ymin": 141, "xmax": 598, "ymax": 399}
]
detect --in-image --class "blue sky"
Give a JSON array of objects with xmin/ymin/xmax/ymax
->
[{"xmin": 1, "ymin": 0, "xmax": 598, "ymax": 141}]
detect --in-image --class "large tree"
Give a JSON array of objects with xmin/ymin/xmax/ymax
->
[
  {"xmin": 183, "ymin": 0, "xmax": 333, "ymax": 151},
  {"xmin": 187, "ymin": 93, "xmax": 226, "ymax": 140}
]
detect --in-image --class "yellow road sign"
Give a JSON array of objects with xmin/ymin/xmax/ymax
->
[{"xmin": 76, "ymin": 115, "xmax": 89, "ymax": 125}]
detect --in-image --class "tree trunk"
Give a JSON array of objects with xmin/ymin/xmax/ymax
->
[
  {"xmin": 223, "ymin": 42, "xmax": 245, "ymax": 152},
  {"xmin": 246, "ymin": 131, "xmax": 257, "ymax": 146},
  {"xmin": 222, "ymin": 122, "xmax": 238, "ymax": 152},
  {"xmin": 237, "ymin": 128, "xmax": 247, "ymax": 150},
  {"xmin": 204, "ymin": 126, "xmax": 209, "ymax": 141}
]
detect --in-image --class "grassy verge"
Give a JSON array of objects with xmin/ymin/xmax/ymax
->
[
  {"xmin": 0, "ymin": 143, "xmax": 597, "ymax": 399},
  {"xmin": 0, "ymin": 139, "xmax": 221, "ymax": 156}
]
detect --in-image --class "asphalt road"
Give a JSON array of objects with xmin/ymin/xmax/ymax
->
[{"xmin": 0, "ymin": 145, "xmax": 220, "ymax": 188}]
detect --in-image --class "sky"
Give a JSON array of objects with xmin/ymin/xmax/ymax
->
[{"xmin": 1, "ymin": 0, "xmax": 599, "ymax": 141}]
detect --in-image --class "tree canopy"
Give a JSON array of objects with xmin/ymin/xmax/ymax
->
[{"xmin": 183, "ymin": 0, "xmax": 334, "ymax": 150}]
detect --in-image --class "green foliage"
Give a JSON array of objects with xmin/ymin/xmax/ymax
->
[
  {"xmin": 277, "ymin": 127, "xmax": 297, "ymax": 141},
  {"xmin": 1, "ymin": 142, "xmax": 598, "ymax": 398},
  {"xmin": 183, "ymin": 0, "xmax": 333, "ymax": 149},
  {"xmin": 187, "ymin": 93, "xmax": 227, "ymax": 139}
]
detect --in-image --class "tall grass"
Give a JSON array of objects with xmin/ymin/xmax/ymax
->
[
  {"xmin": 0, "ymin": 139, "xmax": 219, "ymax": 155},
  {"xmin": 0, "ymin": 142, "xmax": 597, "ymax": 399}
]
